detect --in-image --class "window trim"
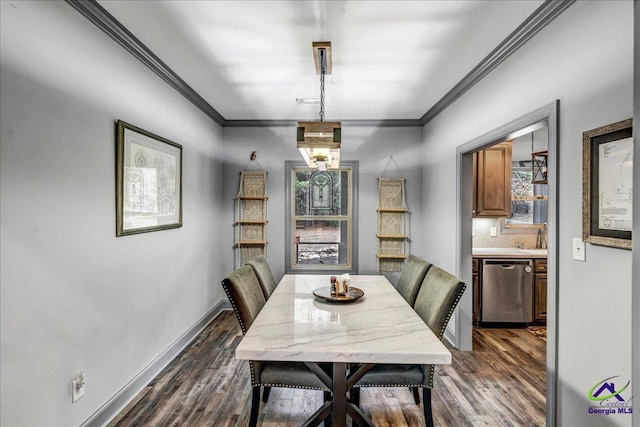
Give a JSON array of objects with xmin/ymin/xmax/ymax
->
[{"xmin": 285, "ymin": 161, "xmax": 358, "ymax": 274}]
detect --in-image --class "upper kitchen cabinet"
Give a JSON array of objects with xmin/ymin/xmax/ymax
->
[{"xmin": 473, "ymin": 141, "xmax": 513, "ymax": 217}]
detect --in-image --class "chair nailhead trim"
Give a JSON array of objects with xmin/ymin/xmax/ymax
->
[
  {"xmin": 221, "ymin": 280, "xmax": 249, "ymax": 335},
  {"xmin": 436, "ymin": 283, "xmax": 466, "ymax": 340},
  {"xmin": 251, "ymin": 382, "xmax": 330, "ymax": 391},
  {"xmin": 223, "ymin": 280, "xmax": 328, "ymax": 390},
  {"xmin": 222, "ymin": 280, "xmax": 256, "ymax": 382}
]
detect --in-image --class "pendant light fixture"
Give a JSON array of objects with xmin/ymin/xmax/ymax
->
[{"xmin": 297, "ymin": 41, "xmax": 341, "ymax": 171}]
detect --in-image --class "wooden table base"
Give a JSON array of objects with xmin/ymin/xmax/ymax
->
[{"xmin": 303, "ymin": 362, "xmax": 375, "ymax": 427}]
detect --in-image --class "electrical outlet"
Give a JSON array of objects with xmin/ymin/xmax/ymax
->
[
  {"xmin": 490, "ymin": 227, "xmax": 497, "ymax": 237},
  {"xmin": 72, "ymin": 372, "xmax": 85, "ymax": 403}
]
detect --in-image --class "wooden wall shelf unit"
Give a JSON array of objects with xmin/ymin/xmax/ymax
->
[
  {"xmin": 376, "ymin": 178, "xmax": 409, "ymax": 272},
  {"xmin": 234, "ymin": 171, "xmax": 268, "ymax": 268}
]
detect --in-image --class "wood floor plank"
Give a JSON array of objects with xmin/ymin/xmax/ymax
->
[{"xmin": 109, "ymin": 312, "xmax": 546, "ymax": 426}]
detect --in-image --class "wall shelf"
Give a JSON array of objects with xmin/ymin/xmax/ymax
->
[
  {"xmin": 234, "ymin": 171, "xmax": 268, "ymax": 267},
  {"xmin": 234, "ymin": 241, "xmax": 268, "ymax": 246},
  {"xmin": 376, "ymin": 178, "xmax": 410, "ymax": 272},
  {"xmin": 377, "ymin": 208, "xmax": 409, "ymax": 213},
  {"xmin": 376, "ymin": 254, "xmax": 408, "ymax": 259}
]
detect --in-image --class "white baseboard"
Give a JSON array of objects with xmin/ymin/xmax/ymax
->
[{"xmin": 81, "ymin": 300, "xmax": 232, "ymax": 427}]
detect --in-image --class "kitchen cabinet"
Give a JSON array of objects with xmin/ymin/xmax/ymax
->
[
  {"xmin": 473, "ymin": 141, "xmax": 512, "ymax": 217},
  {"xmin": 534, "ymin": 258, "xmax": 547, "ymax": 321},
  {"xmin": 472, "ymin": 258, "xmax": 480, "ymax": 323}
]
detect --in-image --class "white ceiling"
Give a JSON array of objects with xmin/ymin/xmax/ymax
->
[{"xmin": 97, "ymin": 0, "xmax": 545, "ymax": 122}]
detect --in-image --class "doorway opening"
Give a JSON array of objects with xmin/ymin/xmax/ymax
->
[{"xmin": 454, "ymin": 101, "xmax": 559, "ymax": 426}]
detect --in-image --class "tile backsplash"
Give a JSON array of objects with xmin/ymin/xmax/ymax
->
[{"xmin": 472, "ymin": 218, "xmax": 541, "ymax": 249}]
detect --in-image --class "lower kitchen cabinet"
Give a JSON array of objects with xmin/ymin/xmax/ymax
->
[
  {"xmin": 534, "ymin": 259, "xmax": 548, "ymax": 321},
  {"xmin": 472, "ymin": 258, "xmax": 480, "ymax": 323}
]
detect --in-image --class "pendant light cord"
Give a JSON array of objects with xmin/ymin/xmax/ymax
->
[{"xmin": 319, "ymin": 49, "xmax": 326, "ymax": 122}]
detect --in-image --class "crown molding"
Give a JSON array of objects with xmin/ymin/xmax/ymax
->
[
  {"xmin": 65, "ymin": 0, "xmax": 227, "ymax": 127},
  {"xmin": 224, "ymin": 119, "xmax": 423, "ymax": 128},
  {"xmin": 420, "ymin": 0, "xmax": 575, "ymax": 125},
  {"xmin": 67, "ymin": 0, "xmax": 573, "ymax": 129}
]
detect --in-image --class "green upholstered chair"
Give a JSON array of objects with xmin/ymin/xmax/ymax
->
[
  {"xmin": 245, "ymin": 255, "xmax": 278, "ymax": 299},
  {"xmin": 395, "ymin": 255, "xmax": 433, "ymax": 307},
  {"xmin": 350, "ymin": 266, "xmax": 466, "ymax": 427},
  {"xmin": 222, "ymin": 265, "xmax": 330, "ymax": 427}
]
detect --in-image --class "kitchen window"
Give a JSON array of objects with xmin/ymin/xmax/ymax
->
[
  {"xmin": 285, "ymin": 161, "xmax": 358, "ymax": 273},
  {"xmin": 502, "ymin": 167, "xmax": 548, "ymax": 231}
]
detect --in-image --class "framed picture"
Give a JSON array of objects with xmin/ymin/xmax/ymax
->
[
  {"xmin": 582, "ymin": 118, "xmax": 633, "ymax": 249},
  {"xmin": 116, "ymin": 120, "xmax": 182, "ymax": 236}
]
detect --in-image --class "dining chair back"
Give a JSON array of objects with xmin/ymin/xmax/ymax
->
[
  {"xmin": 414, "ymin": 265, "xmax": 466, "ymax": 340},
  {"xmin": 246, "ymin": 255, "xmax": 278, "ymax": 299},
  {"xmin": 351, "ymin": 265, "xmax": 466, "ymax": 427},
  {"xmin": 395, "ymin": 255, "xmax": 432, "ymax": 307},
  {"xmin": 221, "ymin": 266, "xmax": 331, "ymax": 427},
  {"xmin": 221, "ymin": 265, "xmax": 266, "ymax": 334}
]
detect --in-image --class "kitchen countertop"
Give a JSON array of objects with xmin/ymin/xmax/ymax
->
[{"xmin": 472, "ymin": 247, "xmax": 547, "ymax": 258}]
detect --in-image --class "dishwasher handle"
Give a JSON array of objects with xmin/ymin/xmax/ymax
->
[{"xmin": 483, "ymin": 259, "xmax": 533, "ymax": 267}]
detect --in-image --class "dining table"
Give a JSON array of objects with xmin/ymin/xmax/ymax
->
[{"xmin": 235, "ymin": 274, "xmax": 452, "ymax": 427}]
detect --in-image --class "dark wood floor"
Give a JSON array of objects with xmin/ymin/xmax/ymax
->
[{"xmin": 109, "ymin": 311, "xmax": 546, "ymax": 426}]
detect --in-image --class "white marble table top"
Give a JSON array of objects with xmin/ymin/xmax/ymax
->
[{"xmin": 235, "ymin": 274, "xmax": 451, "ymax": 365}]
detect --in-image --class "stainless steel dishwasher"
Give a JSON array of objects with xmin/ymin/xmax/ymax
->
[{"xmin": 481, "ymin": 259, "xmax": 533, "ymax": 323}]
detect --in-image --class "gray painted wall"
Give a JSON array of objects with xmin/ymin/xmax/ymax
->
[
  {"xmin": 422, "ymin": 1, "xmax": 633, "ymax": 426},
  {"xmin": 0, "ymin": 2, "xmax": 224, "ymax": 426},
  {"xmin": 222, "ymin": 126, "xmax": 425, "ymax": 281}
]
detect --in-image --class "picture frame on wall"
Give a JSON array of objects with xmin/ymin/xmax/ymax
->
[
  {"xmin": 116, "ymin": 120, "xmax": 182, "ymax": 237},
  {"xmin": 582, "ymin": 118, "xmax": 633, "ymax": 250}
]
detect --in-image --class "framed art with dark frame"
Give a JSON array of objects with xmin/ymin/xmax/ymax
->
[
  {"xmin": 582, "ymin": 118, "xmax": 633, "ymax": 250},
  {"xmin": 116, "ymin": 120, "xmax": 182, "ymax": 237}
]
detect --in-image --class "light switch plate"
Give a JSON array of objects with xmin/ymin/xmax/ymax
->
[
  {"xmin": 490, "ymin": 227, "xmax": 497, "ymax": 237},
  {"xmin": 572, "ymin": 237, "xmax": 586, "ymax": 261}
]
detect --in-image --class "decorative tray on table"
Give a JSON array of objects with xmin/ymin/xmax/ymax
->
[{"xmin": 312, "ymin": 286, "xmax": 364, "ymax": 303}]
